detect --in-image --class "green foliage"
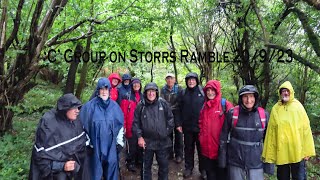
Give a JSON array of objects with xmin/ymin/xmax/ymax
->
[
  {"xmin": 0, "ymin": 114, "xmax": 40, "ymax": 180},
  {"xmin": 9, "ymin": 81, "xmax": 63, "ymax": 115}
]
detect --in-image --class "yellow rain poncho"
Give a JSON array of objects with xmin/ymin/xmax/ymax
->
[{"xmin": 262, "ymin": 81, "xmax": 315, "ymax": 165}]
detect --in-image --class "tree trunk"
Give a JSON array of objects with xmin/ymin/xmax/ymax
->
[
  {"xmin": 299, "ymin": 66, "xmax": 308, "ymax": 105},
  {"xmin": 0, "ymin": 106, "xmax": 14, "ymax": 136},
  {"xmin": 64, "ymin": 44, "xmax": 82, "ymax": 94},
  {"xmin": 0, "ymin": 0, "xmax": 8, "ymax": 77},
  {"xmin": 0, "ymin": 0, "xmax": 69, "ymax": 134},
  {"xmin": 75, "ymin": 36, "xmax": 92, "ymax": 99}
]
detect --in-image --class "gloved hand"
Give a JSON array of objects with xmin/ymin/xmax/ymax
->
[
  {"xmin": 117, "ymin": 144, "xmax": 123, "ymax": 154},
  {"xmin": 263, "ymin": 163, "xmax": 275, "ymax": 175}
]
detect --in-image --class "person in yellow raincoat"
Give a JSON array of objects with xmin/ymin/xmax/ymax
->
[{"xmin": 262, "ymin": 81, "xmax": 316, "ymax": 180}]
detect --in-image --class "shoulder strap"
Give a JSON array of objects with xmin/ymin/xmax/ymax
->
[
  {"xmin": 182, "ymin": 89, "xmax": 186, "ymax": 97},
  {"xmin": 139, "ymin": 101, "xmax": 145, "ymax": 115},
  {"xmin": 232, "ymin": 105, "xmax": 240, "ymax": 127},
  {"xmin": 257, "ymin": 107, "xmax": 266, "ymax": 129},
  {"xmin": 198, "ymin": 86, "xmax": 204, "ymax": 97},
  {"xmin": 221, "ymin": 98, "xmax": 226, "ymax": 115},
  {"xmin": 232, "ymin": 106, "xmax": 266, "ymax": 129}
]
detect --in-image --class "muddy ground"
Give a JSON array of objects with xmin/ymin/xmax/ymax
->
[{"xmin": 118, "ymin": 151, "xmax": 202, "ymax": 180}]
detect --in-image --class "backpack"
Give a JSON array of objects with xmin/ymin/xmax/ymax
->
[
  {"xmin": 232, "ymin": 105, "xmax": 266, "ymax": 128},
  {"xmin": 162, "ymin": 83, "xmax": 179, "ymax": 94},
  {"xmin": 220, "ymin": 98, "xmax": 227, "ymax": 116},
  {"xmin": 227, "ymin": 105, "xmax": 266, "ymax": 144}
]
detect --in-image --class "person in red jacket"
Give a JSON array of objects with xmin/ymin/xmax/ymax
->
[
  {"xmin": 199, "ymin": 80, "xmax": 233, "ymax": 180},
  {"xmin": 108, "ymin": 73, "xmax": 122, "ymax": 101},
  {"xmin": 120, "ymin": 78, "xmax": 143, "ymax": 172}
]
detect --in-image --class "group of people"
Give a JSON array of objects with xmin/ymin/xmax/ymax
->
[{"xmin": 29, "ymin": 71, "xmax": 316, "ymax": 180}]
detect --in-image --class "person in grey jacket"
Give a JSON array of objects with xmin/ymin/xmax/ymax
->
[
  {"xmin": 160, "ymin": 73, "xmax": 183, "ymax": 163},
  {"xmin": 218, "ymin": 85, "xmax": 273, "ymax": 180},
  {"xmin": 132, "ymin": 82, "xmax": 174, "ymax": 180}
]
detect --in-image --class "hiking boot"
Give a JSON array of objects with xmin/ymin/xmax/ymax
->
[
  {"xmin": 175, "ymin": 156, "xmax": 182, "ymax": 164},
  {"xmin": 183, "ymin": 169, "xmax": 192, "ymax": 178},
  {"xmin": 200, "ymin": 170, "xmax": 207, "ymax": 180},
  {"xmin": 127, "ymin": 164, "xmax": 136, "ymax": 172}
]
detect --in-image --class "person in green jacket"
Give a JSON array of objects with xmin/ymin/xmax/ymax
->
[{"xmin": 262, "ymin": 81, "xmax": 316, "ymax": 180}]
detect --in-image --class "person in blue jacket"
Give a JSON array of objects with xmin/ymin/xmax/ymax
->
[
  {"xmin": 80, "ymin": 77, "xmax": 124, "ymax": 180},
  {"xmin": 117, "ymin": 73, "xmax": 132, "ymax": 104}
]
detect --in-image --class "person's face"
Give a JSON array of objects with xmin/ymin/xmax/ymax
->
[
  {"xmin": 112, "ymin": 79, "xmax": 119, "ymax": 86},
  {"xmin": 187, "ymin": 78, "xmax": 197, "ymax": 88},
  {"xmin": 124, "ymin": 80, "xmax": 130, "ymax": 85},
  {"xmin": 66, "ymin": 107, "xmax": 80, "ymax": 121},
  {"xmin": 146, "ymin": 89, "xmax": 156, "ymax": 102},
  {"xmin": 241, "ymin": 93, "xmax": 255, "ymax": 111},
  {"xmin": 280, "ymin": 88, "xmax": 290, "ymax": 102},
  {"xmin": 133, "ymin": 83, "xmax": 141, "ymax": 91},
  {"xmin": 99, "ymin": 87, "xmax": 109, "ymax": 100},
  {"xmin": 206, "ymin": 88, "xmax": 216, "ymax": 100},
  {"xmin": 165, "ymin": 77, "xmax": 175, "ymax": 88}
]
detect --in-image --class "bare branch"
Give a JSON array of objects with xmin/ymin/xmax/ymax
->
[
  {"xmin": 46, "ymin": 19, "xmax": 89, "ymax": 46},
  {"xmin": 302, "ymin": 0, "xmax": 320, "ymax": 10},
  {"xmin": 291, "ymin": 7, "xmax": 320, "ymax": 57},
  {"xmin": 100, "ymin": 0, "xmax": 138, "ymax": 24},
  {"xmin": 267, "ymin": 43, "xmax": 320, "ymax": 74},
  {"xmin": 271, "ymin": 7, "xmax": 292, "ymax": 34},
  {"xmin": 5, "ymin": 0, "xmax": 24, "ymax": 50},
  {"xmin": 49, "ymin": 32, "xmax": 94, "ymax": 46}
]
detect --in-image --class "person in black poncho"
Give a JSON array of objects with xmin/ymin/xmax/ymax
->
[{"xmin": 29, "ymin": 93, "xmax": 90, "ymax": 180}]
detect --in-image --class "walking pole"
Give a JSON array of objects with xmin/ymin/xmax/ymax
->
[{"xmin": 141, "ymin": 144, "xmax": 146, "ymax": 180}]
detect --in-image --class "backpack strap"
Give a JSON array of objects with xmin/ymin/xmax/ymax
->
[
  {"xmin": 181, "ymin": 89, "xmax": 185, "ymax": 97},
  {"xmin": 232, "ymin": 105, "xmax": 240, "ymax": 127},
  {"xmin": 198, "ymin": 86, "xmax": 204, "ymax": 97},
  {"xmin": 220, "ymin": 98, "xmax": 226, "ymax": 116},
  {"xmin": 232, "ymin": 106, "xmax": 266, "ymax": 129},
  {"xmin": 257, "ymin": 107, "xmax": 266, "ymax": 129},
  {"xmin": 227, "ymin": 106, "xmax": 239, "ymax": 143}
]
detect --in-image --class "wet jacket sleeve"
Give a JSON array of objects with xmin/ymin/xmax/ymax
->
[
  {"xmin": 218, "ymin": 109, "xmax": 233, "ymax": 168},
  {"xmin": 262, "ymin": 110, "xmax": 275, "ymax": 175},
  {"xmin": 79, "ymin": 103, "xmax": 91, "ymax": 137},
  {"xmin": 132, "ymin": 103, "xmax": 143, "ymax": 138},
  {"xmin": 176, "ymin": 90, "xmax": 183, "ymax": 127},
  {"xmin": 160, "ymin": 87, "xmax": 165, "ymax": 99},
  {"xmin": 164, "ymin": 100, "xmax": 174, "ymax": 135},
  {"xmin": 33, "ymin": 118, "xmax": 65, "ymax": 177},
  {"xmin": 117, "ymin": 127, "xmax": 125, "ymax": 147}
]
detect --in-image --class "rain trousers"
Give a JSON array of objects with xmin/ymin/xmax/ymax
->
[
  {"xmin": 262, "ymin": 81, "xmax": 315, "ymax": 165},
  {"xmin": 80, "ymin": 78, "xmax": 124, "ymax": 180}
]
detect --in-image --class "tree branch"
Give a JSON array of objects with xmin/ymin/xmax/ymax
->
[
  {"xmin": 46, "ymin": 19, "xmax": 89, "ymax": 46},
  {"xmin": 48, "ymin": 32, "xmax": 94, "ymax": 46},
  {"xmin": 46, "ymin": 0, "xmax": 138, "ymax": 47},
  {"xmin": 5, "ymin": 0, "xmax": 24, "ymax": 51},
  {"xmin": 291, "ymin": 7, "xmax": 320, "ymax": 57},
  {"xmin": 267, "ymin": 43, "xmax": 320, "ymax": 74},
  {"xmin": 271, "ymin": 7, "xmax": 292, "ymax": 34},
  {"xmin": 302, "ymin": 0, "xmax": 320, "ymax": 10}
]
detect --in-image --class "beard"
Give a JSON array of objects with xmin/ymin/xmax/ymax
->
[
  {"xmin": 281, "ymin": 96, "xmax": 290, "ymax": 102},
  {"xmin": 100, "ymin": 94, "xmax": 109, "ymax": 101}
]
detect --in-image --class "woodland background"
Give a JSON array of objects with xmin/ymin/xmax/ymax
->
[{"xmin": 0, "ymin": 0, "xmax": 319, "ymax": 179}]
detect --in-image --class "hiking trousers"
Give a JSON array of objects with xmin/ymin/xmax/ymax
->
[
  {"xmin": 277, "ymin": 160, "xmax": 306, "ymax": 180},
  {"xmin": 228, "ymin": 165, "xmax": 263, "ymax": 180}
]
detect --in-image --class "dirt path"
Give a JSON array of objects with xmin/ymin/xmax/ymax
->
[{"xmin": 119, "ymin": 151, "xmax": 202, "ymax": 180}]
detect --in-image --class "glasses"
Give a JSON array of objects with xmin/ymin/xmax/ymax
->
[
  {"xmin": 147, "ymin": 90, "xmax": 156, "ymax": 94},
  {"xmin": 281, "ymin": 89, "xmax": 290, "ymax": 93}
]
